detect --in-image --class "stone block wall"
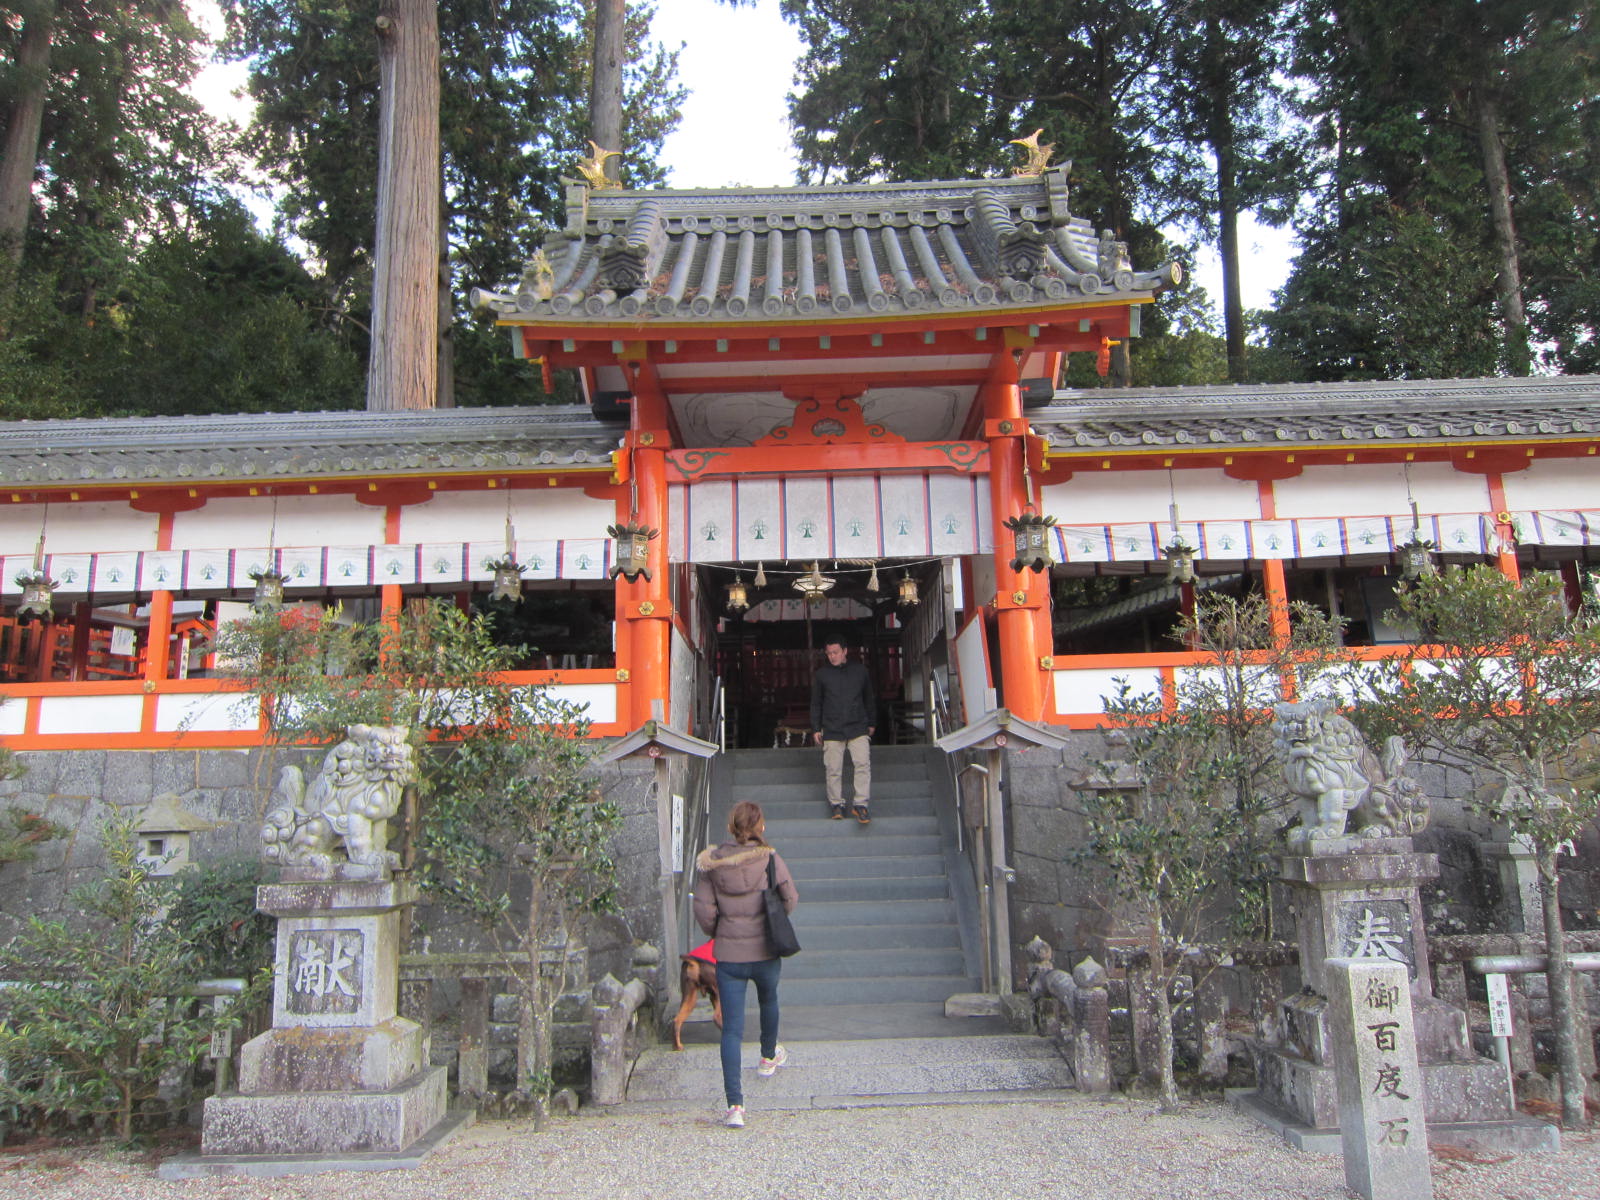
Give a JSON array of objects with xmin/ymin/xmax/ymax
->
[
  {"xmin": 0, "ymin": 744, "xmax": 668, "ymax": 1044},
  {"xmin": 1000, "ymin": 731, "xmax": 1600, "ymax": 974}
]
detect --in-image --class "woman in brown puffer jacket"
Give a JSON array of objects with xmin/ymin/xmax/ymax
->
[{"xmin": 693, "ymin": 800, "xmax": 798, "ymax": 1128}]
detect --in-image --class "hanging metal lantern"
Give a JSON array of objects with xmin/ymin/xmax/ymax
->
[
  {"xmin": 1162, "ymin": 534, "xmax": 1197, "ymax": 585},
  {"xmin": 1003, "ymin": 509, "xmax": 1057, "ymax": 573},
  {"xmin": 13, "ymin": 569, "xmax": 57, "ymax": 622},
  {"xmin": 724, "ymin": 577, "xmax": 750, "ymax": 612},
  {"xmin": 488, "ymin": 556, "xmax": 525, "ymax": 602},
  {"xmin": 793, "ymin": 561, "xmax": 835, "ymax": 605},
  {"xmin": 607, "ymin": 520, "xmax": 660, "ymax": 581},
  {"xmin": 249, "ymin": 567, "xmax": 287, "ymax": 614},
  {"xmin": 896, "ymin": 571, "xmax": 920, "ymax": 608},
  {"xmin": 1397, "ymin": 529, "xmax": 1437, "ymax": 580}
]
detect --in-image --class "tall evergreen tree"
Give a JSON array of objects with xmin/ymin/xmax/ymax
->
[
  {"xmin": 1153, "ymin": 0, "xmax": 1302, "ymax": 381},
  {"xmin": 222, "ymin": 0, "xmax": 683, "ymax": 405},
  {"xmin": 1267, "ymin": 0, "xmax": 1600, "ymax": 379},
  {"xmin": 1, "ymin": 0, "xmax": 225, "ymax": 314}
]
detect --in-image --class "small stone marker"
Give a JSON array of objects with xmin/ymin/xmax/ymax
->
[{"xmin": 1326, "ymin": 956, "xmax": 1433, "ymax": 1200}]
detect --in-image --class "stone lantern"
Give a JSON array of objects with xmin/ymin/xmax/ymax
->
[{"xmin": 135, "ymin": 792, "xmax": 219, "ymax": 876}]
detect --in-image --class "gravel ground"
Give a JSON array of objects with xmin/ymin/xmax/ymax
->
[{"xmin": 2, "ymin": 1097, "xmax": 1594, "ymax": 1200}]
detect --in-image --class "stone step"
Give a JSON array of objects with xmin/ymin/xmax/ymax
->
[
  {"xmin": 625, "ymin": 1035, "xmax": 1071, "ymax": 1104},
  {"xmin": 777, "ymin": 974, "xmax": 976, "ymax": 1005},
  {"xmin": 748, "ymin": 794, "xmax": 935, "ymax": 820},
  {"xmin": 769, "ymin": 831, "xmax": 942, "ymax": 858},
  {"xmin": 767, "ymin": 814, "xmax": 938, "ymax": 838},
  {"xmin": 785, "ymin": 922, "xmax": 960, "ymax": 951},
  {"xmin": 725, "ymin": 778, "xmax": 933, "ymax": 802},
  {"xmin": 790, "ymin": 898, "xmax": 957, "ymax": 927},
  {"xmin": 779, "ymin": 852, "xmax": 948, "ymax": 879},
  {"xmin": 784, "ymin": 873, "xmax": 951, "ymax": 903},
  {"xmin": 778, "ymin": 946, "xmax": 967, "ymax": 979}
]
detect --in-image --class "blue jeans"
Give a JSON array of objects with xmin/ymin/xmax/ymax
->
[{"xmin": 715, "ymin": 957, "xmax": 782, "ymax": 1107}]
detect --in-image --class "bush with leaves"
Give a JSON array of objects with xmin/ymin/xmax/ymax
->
[
  {"xmin": 1344, "ymin": 566, "xmax": 1600, "ymax": 1129},
  {"xmin": 218, "ymin": 601, "xmax": 617, "ymax": 1121},
  {"xmin": 0, "ymin": 811, "xmax": 264, "ymax": 1141},
  {"xmin": 1076, "ymin": 592, "xmax": 1348, "ymax": 1107}
]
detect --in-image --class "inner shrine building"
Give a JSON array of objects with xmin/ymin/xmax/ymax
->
[{"xmin": 3, "ymin": 163, "xmax": 1600, "ymax": 958}]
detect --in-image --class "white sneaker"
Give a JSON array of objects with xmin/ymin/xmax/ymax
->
[
  {"xmin": 757, "ymin": 1045, "xmax": 788, "ymax": 1076},
  {"xmin": 724, "ymin": 1104, "xmax": 745, "ymax": 1128}
]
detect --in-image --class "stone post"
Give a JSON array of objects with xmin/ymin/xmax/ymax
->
[
  {"xmin": 1326, "ymin": 957, "xmax": 1433, "ymax": 1200},
  {"xmin": 199, "ymin": 880, "xmax": 451, "ymax": 1159}
]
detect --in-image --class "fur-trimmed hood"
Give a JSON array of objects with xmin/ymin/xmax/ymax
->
[{"xmin": 695, "ymin": 842, "xmax": 773, "ymax": 896}]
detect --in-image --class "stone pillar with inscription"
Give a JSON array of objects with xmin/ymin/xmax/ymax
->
[
  {"xmin": 1326, "ymin": 957, "xmax": 1433, "ymax": 1200},
  {"xmin": 200, "ymin": 879, "xmax": 449, "ymax": 1158},
  {"xmin": 1235, "ymin": 838, "xmax": 1553, "ymax": 1152},
  {"xmin": 172, "ymin": 727, "xmax": 465, "ymax": 1176},
  {"xmin": 1231, "ymin": 705, "xmax": 1556, "ymax": 1154}
]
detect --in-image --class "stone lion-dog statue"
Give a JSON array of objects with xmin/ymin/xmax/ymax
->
[
  {"xmin": 1271, "ymin": 698, "xmax": 1429, "ymax": 849},
  {"xmin": 261, "ymin": 724, "xmax": 416, "ymax": 878}
]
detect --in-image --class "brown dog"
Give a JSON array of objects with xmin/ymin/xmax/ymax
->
[{"xmin": 671, "ymin": 951, "xmax": 722, "ymax": 1050}]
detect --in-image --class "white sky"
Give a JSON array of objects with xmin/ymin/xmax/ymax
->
[{"xmin": 187, "ymin": 0, "xmax": 1293, "ymax": 313}]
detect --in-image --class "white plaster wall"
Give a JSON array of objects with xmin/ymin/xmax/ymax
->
[
  {"xmin": 548, "ymin": 683, "xmax": 616, "ymax": 725},
  {"xmin": 1272, "ymin": 463, "xmax": 1491, "ymax": 518},
  {"xmin": 1053, "ymin": 666, "xmax": 1163, "ymax": 715},
  {"xmin": 1043, "ymin": 468, "xmax": 1262, "ymax": 524},
  {"xmin": 1501, "ymin": 459, "xmax": 1600, "ymax": 511},
  {"xmin": 1, "ymin": 502, "xmax": 159, "ymax": 557},
  {"xmin": 36, "ymin": 694, "xmax": 143, "ymax": 735},
  {"xmin": 155, "ymin": 692, "xmax": 259, "ymax": 733},
  {"xmin": 170, "ymin": 495, "xmax": 379, "ymax": 550},
  {"xmin": 0, "ymin": 698, "xmax": 26, "ymax": 736},
  {"xmin": 398, "ymin": 488, "xmax": 615, "ymax": 544}
]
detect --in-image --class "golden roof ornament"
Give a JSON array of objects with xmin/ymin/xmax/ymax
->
[
  {"xmin": 578, "ymin": 140, "xmax": 623, "ymax": 190},
  {"xmin": 520, "ymin": 247, "xmax": 555, "ymax": 300},
  {"xmin": 1009, "ymin": 128, "xmax": 1054, "ymax": 177}
]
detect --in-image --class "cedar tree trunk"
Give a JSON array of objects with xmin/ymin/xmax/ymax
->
[
  {"xmin": 368, "ymin": 0, "xmax": 441, "ymax": 412},
  {"xmin": 589, "ymin": 0, "xmax": 626, "ymax": 180}
]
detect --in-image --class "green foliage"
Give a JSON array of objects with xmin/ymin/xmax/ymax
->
[
  {"xmin": 219, "ymin": 600, "xmax": 616, "ymax": 1110},
  {"xmin": 0, "ymin": 810, "xmax": 265, "ymax": 1141},
  {"xmin": 165, "ymin": 857, "xmax": 278, "ymax": 981},
  {"xmin": 1344, "ymin": 567, "xmax": 1600, "ymax": 850},
  {"xmin": 0, "ymin": 808, "xmax": 62, "ymax": 868},
  {"xmin": 0, "ymin": 200, "xmax": 365, "ymax": 420},
  {"xmin": 1268, "ymin": 0, "xmax": 1600, "ymax": 378},
  {"xmin": 1343, "ymin": 565, "xmax": 1600, "ymax": 1128},
  {"xmin": 221, "ymin": 0, "xmax": 683, "ymax": 405},
  {"xmin": 1077, "ymin": 591, "xmax": 1347, "ymax": 1107}
]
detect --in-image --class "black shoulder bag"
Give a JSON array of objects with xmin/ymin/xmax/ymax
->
[{"xmin": 764, "ymin": 853, "xmax": 801, "ymax": 958}]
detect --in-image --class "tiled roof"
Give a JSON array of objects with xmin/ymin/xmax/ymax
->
[
  {"xmin": 471, "ymin": 167, "xmax": 1180, "ymax": 325},
  {"xmin": 0, "ymin": 407, "xmax": 620, "ymax": 487},
  {"xmin": 1031, "ymin": 376, "xmax": 1600, "ymax": 452}
]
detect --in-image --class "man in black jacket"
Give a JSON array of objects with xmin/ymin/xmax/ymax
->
[{"xmin": 810, "ymin": 638, "xmax": 875, "ymax": 823}]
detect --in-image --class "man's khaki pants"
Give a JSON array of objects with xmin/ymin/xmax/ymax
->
[{"xmin": 822, "ymin": 734, "xmax": 871, "ymax": 808}]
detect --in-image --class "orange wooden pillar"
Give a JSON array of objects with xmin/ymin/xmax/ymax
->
[
  {"xmin": 1485, "ymin": 472, "xmax": 1522, "ymax": 582},
  {"xmin": 983, "ymin": 344, "xmax": 1049, "ymax": 721},
  {"xmin": 620, "ymin": 359, "xmax": 674, "ymax": 730}
]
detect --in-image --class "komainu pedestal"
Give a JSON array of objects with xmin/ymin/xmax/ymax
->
[
  {"xmin": 1236, "ymin": 841, "xmax": 1556, "ymax": 1154},
  {"xmin": 199, "ymin": 880, "xmax": 450, "ymax": 1159}
]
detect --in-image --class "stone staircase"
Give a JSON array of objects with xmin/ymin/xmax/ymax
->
[
  {"xmin": 717, "ymin": 745, "xmax": 977, "ymax": 1014},
  {"xmin": 627, "ymin": 746, "xmax": 1075, "ymax": 1106}
]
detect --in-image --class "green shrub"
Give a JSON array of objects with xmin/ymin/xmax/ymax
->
[{"xmin": 0, "ymin": 811, "xmax": 265, "ymax": 1141}]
